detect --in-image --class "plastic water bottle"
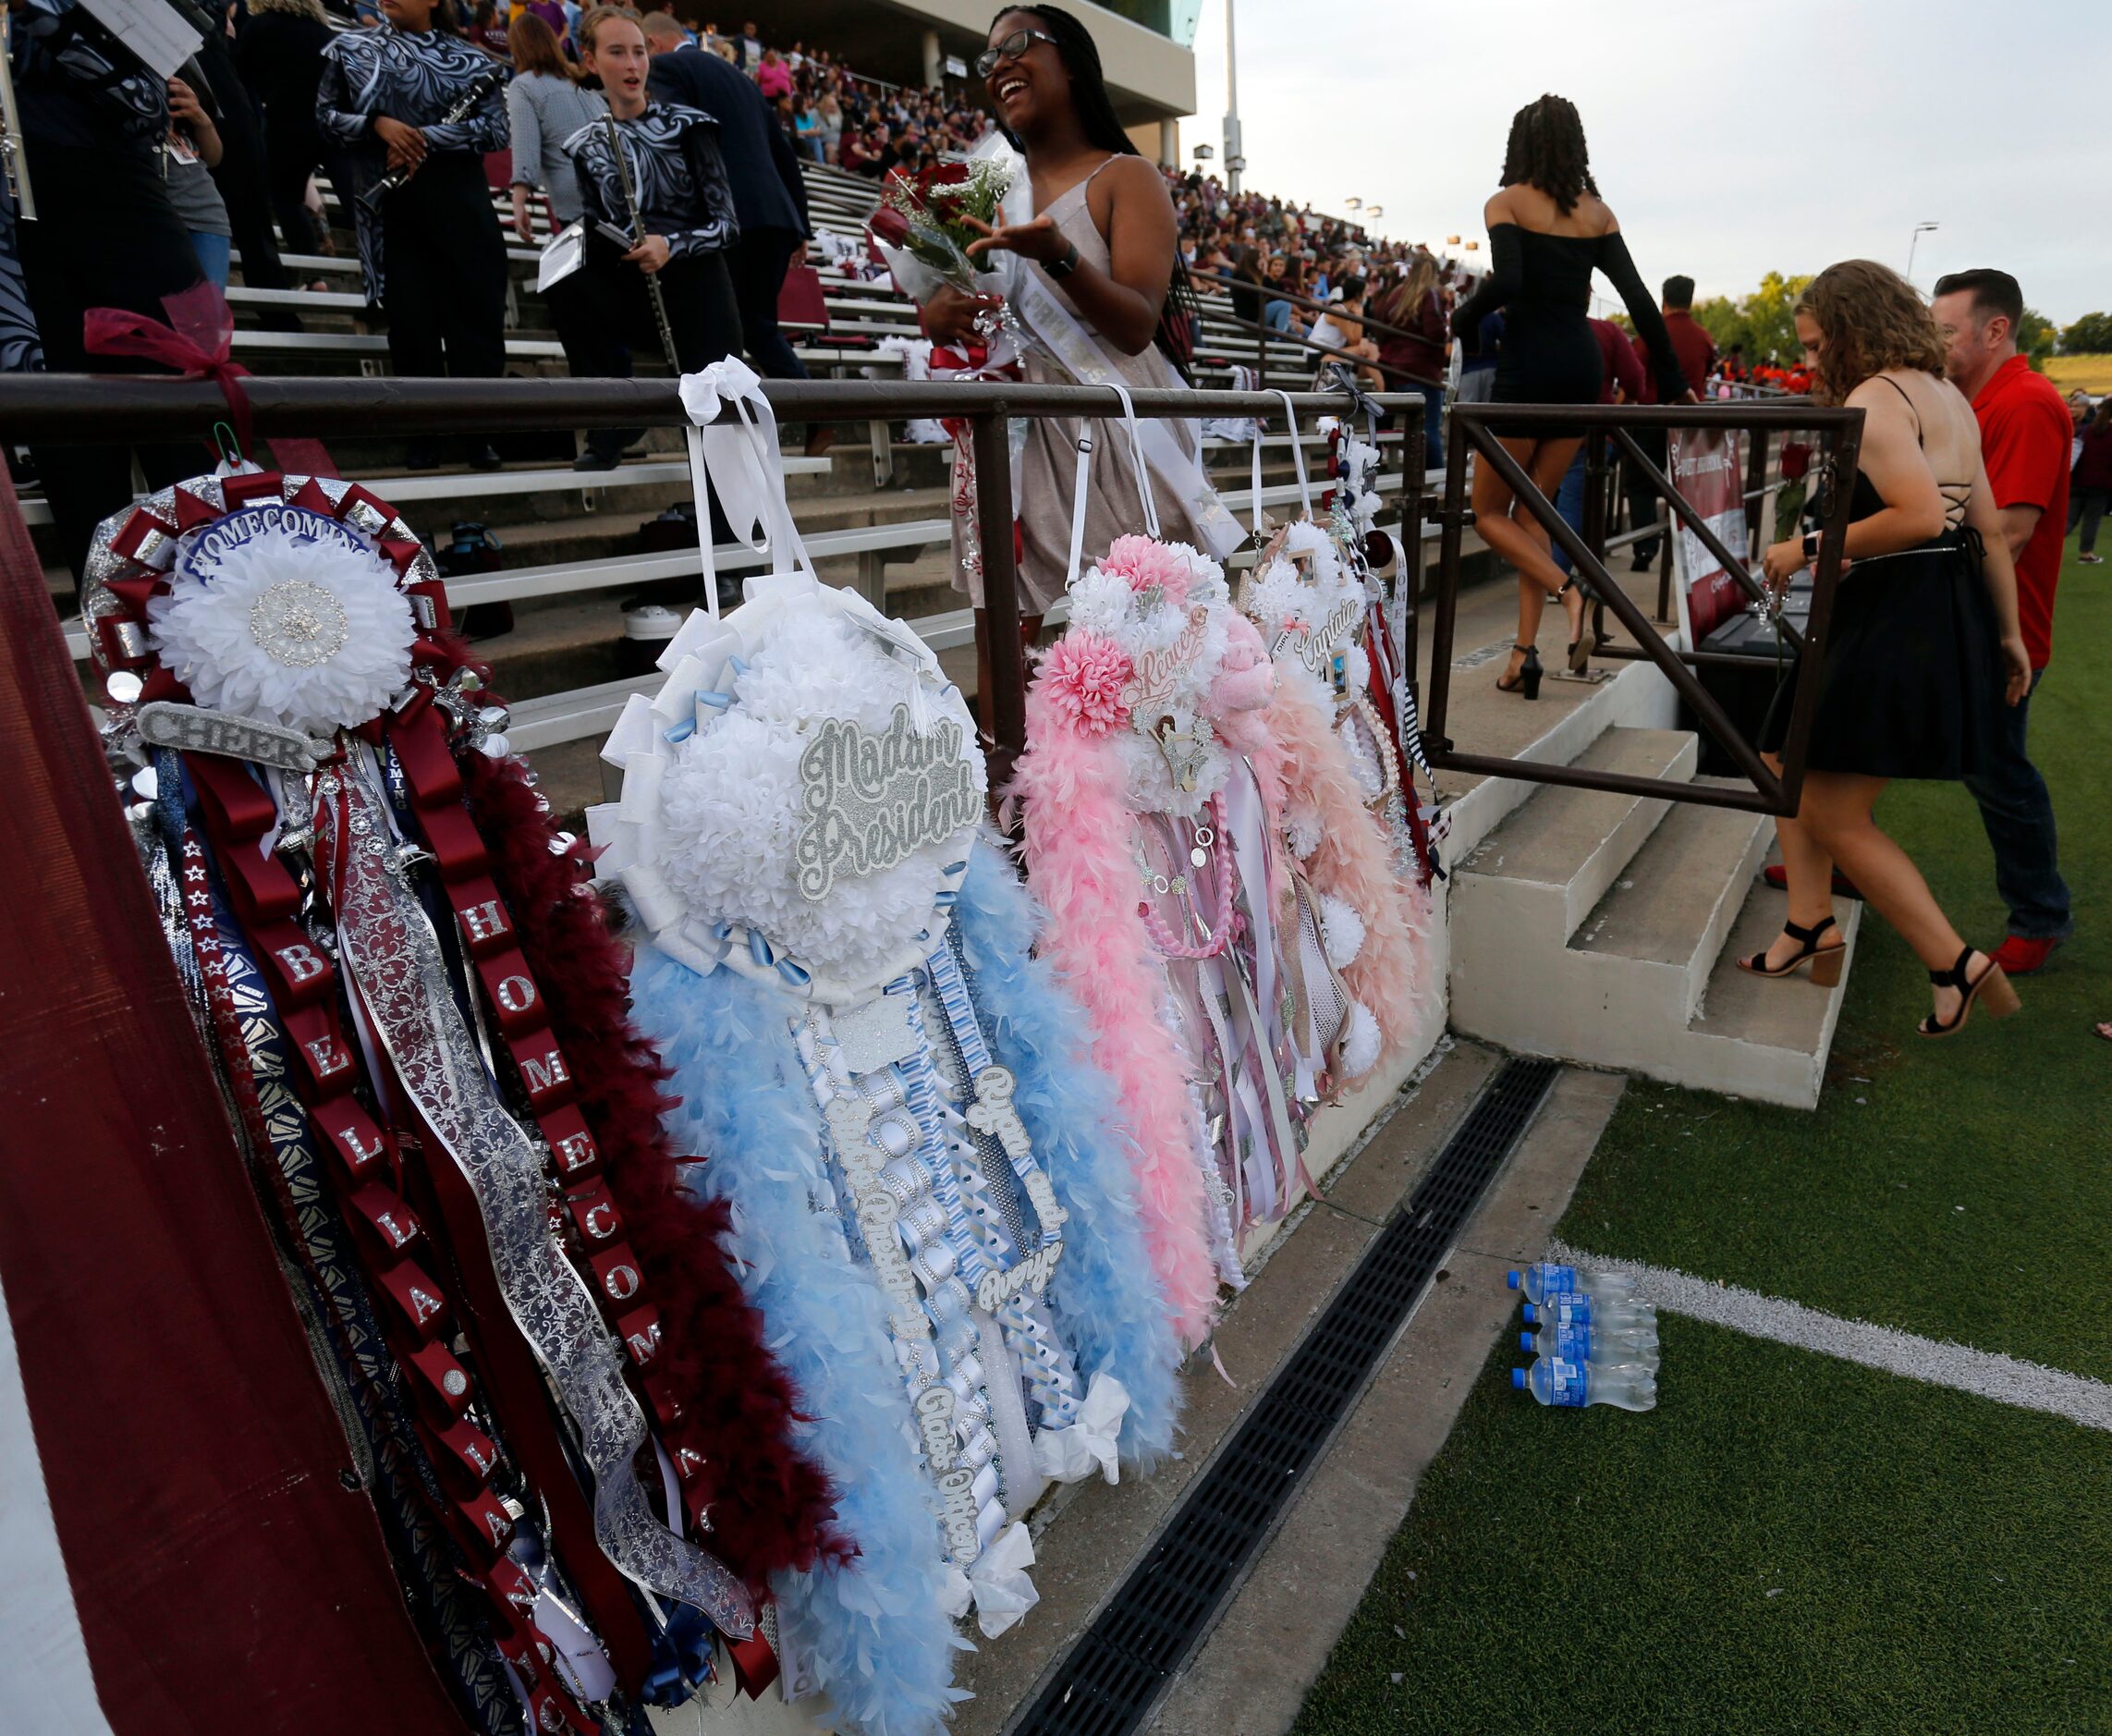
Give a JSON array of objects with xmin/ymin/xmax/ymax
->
[
  {"xmin": 1520, "ymin": 1323, "xmax": 1659, "ymax": 1371},
  {"xmin": 1507, "ymin": 1262, "xmax": 1635, "ymax": 1307},
  {"xmin": 1522, "ymin": 1295, "xmax": 1659, "ymax": 1337},
  {"xmin": 1512, "ymin": 1355, "xmax": 1657, "ymax": 1412}
]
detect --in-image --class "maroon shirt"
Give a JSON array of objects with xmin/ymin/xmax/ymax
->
[
  {"xmin": 1637, "ymin": 308, "xmax": 1716, "ymax": 404},
  {"xmin": 1591, "ymin": 317, "xmax": 1642, "ymax": 405}
]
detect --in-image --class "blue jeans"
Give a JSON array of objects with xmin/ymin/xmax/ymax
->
[
  {"xmin": 1420, "ymin": 385, "xmax": 1445, "ymax": 474},
  {"xmin": 1549, "ymin": 446, "xmax": 1588, "ymax": 575},
  {"xmin": 1960, "ymin": 668, "xmax": 2072, "ymax": 939},
  {"xmin": 1263, "ymin": 298, "xmax": 1292, "ymax": 333},
  {"xmin": 189, "ymin": 231, "xmax": 230, "ymax": 289}
]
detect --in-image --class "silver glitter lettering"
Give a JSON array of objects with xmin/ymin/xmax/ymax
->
[{"xmin": 793, "ymin": 703, "xmax": 980, "ymax": 902}]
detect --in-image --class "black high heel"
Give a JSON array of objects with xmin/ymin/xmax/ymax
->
[
  {"xmin": 1918, "ymin": 947, "xmax": 2020, "ymax": 1038},
  {"xmin": 1558, "ymin": 579, "xmax": 1596, "ymax": 672},
  {"xmin": 1736, "ymin": 913, "xmax": 1846, "ymax": 985},
  {"xmin": 1495, "ymin": 642, "xmax": 1542, "ymax": 699}
]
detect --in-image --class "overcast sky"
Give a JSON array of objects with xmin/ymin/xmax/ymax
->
[{"xmin": 1177, "ymin": 0, "xmax": 2107, "ymax": 326}]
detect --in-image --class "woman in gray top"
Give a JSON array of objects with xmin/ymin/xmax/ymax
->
[{"xmin": 505, "ymin": 11, "xmax": 604, "ymax": 241}]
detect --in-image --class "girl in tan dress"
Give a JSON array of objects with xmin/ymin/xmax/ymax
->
[{"xmin": 926, "ymin": 5, "xmax": 1204, "ymax": 727}]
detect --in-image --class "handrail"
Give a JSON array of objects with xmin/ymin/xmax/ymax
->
[
  {"xmin": 4, "ymin": 374, "xmax": 1427, "ymax": 790},
  {"xmin": 1421, "ymin": 399, "xmax": 1862, "ymax": 818},
  {"xmin": 1192, "ymin": 297, "xmax": 1447, "ymax": 395},
  {"xmin": 1195, "ymin": 274, "xmax": 1448, "ymax": 365}
]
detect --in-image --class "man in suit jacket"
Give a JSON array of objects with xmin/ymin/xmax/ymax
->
[{"xmin": 642, "ymin": 8, "xmax": 827, "ymax": 448}]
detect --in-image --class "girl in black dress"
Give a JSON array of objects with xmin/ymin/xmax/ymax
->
[
  {"xmin": 1748, "ymin": 260, "xmax": 2032, "ymax": 1037},
  {"xmin": 1448, "ymin": 95, "xmax": 1693, "ymax": 696}
]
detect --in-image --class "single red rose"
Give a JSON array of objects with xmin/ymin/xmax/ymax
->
[{"xmin": 869, "ymin": 206, "xmax": 911, "ymax": 247}]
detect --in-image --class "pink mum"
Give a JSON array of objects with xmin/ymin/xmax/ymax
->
[
  {"xmin": 1100, "ymin": 535, "xmax": 1192, "ymax": 606},
  {"xmin": 1039, "ymin": 630, "xmax": 1134, "ymax": 738}
]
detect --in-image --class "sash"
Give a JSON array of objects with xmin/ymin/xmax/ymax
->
[{"xmin": 1006, "ymin": 263, "xmax": 1245, "ymax": 562}]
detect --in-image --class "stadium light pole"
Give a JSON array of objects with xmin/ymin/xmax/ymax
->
[
  {"xmin": 1906, "ymin": 221, "xmax": 1939, "ymax": 284},
  {"xmin": 1223, "ymin": 0, "xmax": 1242, "ymax": 196}
]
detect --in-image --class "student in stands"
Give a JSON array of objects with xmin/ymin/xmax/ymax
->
[
  {"xmin": 641, "ymin": 6, "xmax": 827, "ymax": 455},
  {"xmin": 1370, "ymin": 248, "xmax": 1449, "ymax": 458},
  {"xmin": 506, "ymin": 10, "xmax": 604, "ymax": 247},
  {"xmin": 1750, "ymin": 262, "xmax": 2030, "ymax": 1037},
  {"xmin": 317, "ymin": 0, "xmax": 509, "ymax": 468},
  {"xmin": 922, "ymin": 4, "xmax": 1203, "ymax": 727},
  {"xmin": 559, "ymin": 6, "xmax": 742, "ymax": 470}
]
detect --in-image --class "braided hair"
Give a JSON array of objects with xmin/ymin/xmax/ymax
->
[
  {"xmin": 989, "ymin": 5, "xmax": 1199, "ymax": 380},
  {"xmin": 1498, "ymin": 94, "xmax": 1599, "ymax": 215}
]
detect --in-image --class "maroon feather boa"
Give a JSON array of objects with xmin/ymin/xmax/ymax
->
[{"xmin": 459, "ymin": 751, "xmax": 846, "ymax": 1589}]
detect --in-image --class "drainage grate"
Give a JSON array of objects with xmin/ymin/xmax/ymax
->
[{"xmin": 1009, "ymin": 1057, "xmax": 1562, "ymax": 1736}]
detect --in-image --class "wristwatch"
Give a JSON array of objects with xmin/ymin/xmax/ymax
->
[
  {"xmin": 1801, "ymin": 530, "xmax": 1822, "ymax": 566},
  {"xmin": 1046, "ymin": 240, "xmax": 1080, "ymax": 280}
]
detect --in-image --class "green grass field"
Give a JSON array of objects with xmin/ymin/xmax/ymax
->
[{"xmin": 1293, "ymin": 539, "xmax": 2112, "ymax": 1735}]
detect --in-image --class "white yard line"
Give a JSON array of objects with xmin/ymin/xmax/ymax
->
[{"xmin": 1547, "ymin": 1240, "xmax": 2112, "ymax": 1433}]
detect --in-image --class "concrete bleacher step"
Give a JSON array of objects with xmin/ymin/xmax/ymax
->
[
  {"xmin": 1447, "ymin": 703, "xmax": 1858, "ymax": 1108},
  {"xmin": 1450, "ymin": 726, "xmax": 1698, "ymax": 952}
]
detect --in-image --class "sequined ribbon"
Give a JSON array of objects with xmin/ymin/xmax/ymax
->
[{"xmin": 316, "ymin": 759, "xmax": 755, "ymax": 1642}]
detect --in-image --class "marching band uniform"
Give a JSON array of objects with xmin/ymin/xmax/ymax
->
[
  {"xmin": 559, "ymin": 101, "xmax": 740, "ymax": 467},
  {"xmin": 317, "ymin": 22, "xmax": 507, "ymax": 397}
]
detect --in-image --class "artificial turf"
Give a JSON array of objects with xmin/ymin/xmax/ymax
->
[
  {"xmin": 1291, "ymin": 540, "xmax": 2112, "ymax": 1735},
  {"xmin": 1564, "ymin": 536, "xmax": 2112, "ymax": 1378},
  {"xmin": 1292, "ymin": 1316, "xmax": 2112, "ymax": 1736}
]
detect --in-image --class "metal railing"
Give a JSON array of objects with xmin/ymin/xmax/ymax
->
[
  {"xmin": 2, "ymin": 374, "xmax": 1425, "ymax": 792},
  {"xmin": 1421, "ymin": 399, "xmax": 1862, "ymax": 817}
]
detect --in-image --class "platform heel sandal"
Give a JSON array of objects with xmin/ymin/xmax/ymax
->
[
  {"xmin": 1736, "ymin": 913, "xmax": 1846, "ymax": 984},
  {"xmin": 1495, "ymin": 643, "xmax": 1543, "ymax": 700},
  {"xmin": 1918, "ymin": 947, "xmax": 2020, "ymax": 1038},
  {"xmin": 1559, "ymin": 579, "xmax": 1596, "ymax": 672}
]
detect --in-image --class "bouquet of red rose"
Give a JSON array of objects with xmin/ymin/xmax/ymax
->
[{"xmin": 869, "ymin": 153, "xmax": 1017, "ymax": 299}]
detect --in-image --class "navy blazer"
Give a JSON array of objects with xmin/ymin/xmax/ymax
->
[{"xmin": 646, "ymin": 44, "xmax": 808, "ymax": 240}]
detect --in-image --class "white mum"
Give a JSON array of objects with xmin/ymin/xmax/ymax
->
[
  {"xmin": 653, "ymin": 610, "xmax": 982, "ymax": 989},
  {"xmin": 148, "ymin": 529, "xmax": 414, "ymax": 733}
]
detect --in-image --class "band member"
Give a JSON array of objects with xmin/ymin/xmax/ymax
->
[
  {"xmin": 317, "ymin": 0, "xmax": 507, "ymax": 465},
  {"xmin": 560, "ymin": 6, "xmax": 741, "ymax": 470}
]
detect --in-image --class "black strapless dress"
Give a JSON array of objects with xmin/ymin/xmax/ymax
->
[{"xmin": 1760, "ymin": 469, "xmax": 2004, "ymax": 779}]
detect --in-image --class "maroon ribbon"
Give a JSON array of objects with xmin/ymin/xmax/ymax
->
[{"xmin": 82, "ymin": 282, "xmax": 338, "ymax": 478}]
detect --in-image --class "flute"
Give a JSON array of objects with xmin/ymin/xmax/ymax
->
[
  {"xmin": 602, "ymin": 112, "xmax": 680, "ymax": 373},
  {"xmin": 357, "ymin": 66, "xmax": 505, "ymax": 214},
  {"xmin": 0, "ymin": 12, "xmax": 35, "ymax": 221}
]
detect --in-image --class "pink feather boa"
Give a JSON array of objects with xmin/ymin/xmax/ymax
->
[
  {"xmin": 1009, "ymin": 676, "xmax": 1221, "ymax": 1350},
  {"xmin": 1264, "ymin": 673, "xmax": 1430, "ymax": 1070}
]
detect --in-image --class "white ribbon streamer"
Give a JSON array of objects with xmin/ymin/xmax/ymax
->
[
  {"xmin": 1030, "ymin": 1372, "xmax": 1131, "ymax": 1486},
  {"xmin": 678, "ymin": 358, "xmax": 817, "ymax": 620},
  {"xmin": 939, "ymin": 1520, "xmax": 1040, "ymax": 1639}
]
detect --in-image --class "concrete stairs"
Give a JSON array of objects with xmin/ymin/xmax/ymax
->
[{"xmin": 1447, "ymin": 706, "xmax": 1861, "ymax": 1110}]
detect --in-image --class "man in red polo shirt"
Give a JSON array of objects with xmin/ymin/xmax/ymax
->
[{"xmin": 1932, "ymin": 268, "xmax": 2073, "ymax": 973}]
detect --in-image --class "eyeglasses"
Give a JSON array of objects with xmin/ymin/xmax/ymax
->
[{"xmin": 976, "ymin": 28, "xmax": 1056, "ymax": 79}]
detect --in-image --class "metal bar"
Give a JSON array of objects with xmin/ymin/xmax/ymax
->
[
  {"xmin": 1399, "ymin": 389, "xmax": 1426, "ymax": 713},
  {"xmin": 1431, "ymin": 750, "xmax": 1778, "ymax": 813},
  {"xmin": 1419, "ymin": 410, "xmax": 1471, "ymax": 760},
  {"xmin": 971, "ymin": 410, "xmax": 1027, "ymax": 792},
  {"xmin": 1766, "ymin": 411, "xmax": 1864, "ymax": 815},
  {"xmin": 1593, "ymin": 641, "xmax": 1803, "ymax": 671},
  {"xmin": 1451, "ymin": 400, "xmax": 1851, "ymax": 432},
  {"xmin": 0, "ymin": 375, "xmax": 1427, "ymax": 443},
  {"xmin": 1581, "ymin": 425, "xmax": 1608, "ymax": 645},
  {"xmin": 1607, "ymin": 423, "xmax": 1803, "ymax": 654},
  {"xmin": 1744, "ymin": 424, "xmax": 1771, "ymax": 564},
  {"xmin": 1459, "ymin": 422, "xmax": 1788, "ymax": 804}
]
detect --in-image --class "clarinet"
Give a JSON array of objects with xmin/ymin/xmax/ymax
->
[
  {"xmin": 602, "ymin": 112, "xmax": 681, "ymax": 373},
  {"xmin": 0, "ymin": 11, "xmax": 33, "ymax": 222},
  {"xmin": 357, "ymin": 66, "xmax": 505, "ymax": 214}
]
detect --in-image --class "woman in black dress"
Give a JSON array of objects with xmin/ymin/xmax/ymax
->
[
  {"xmin": 1748, "ymin": 260, "xmax": 2031, "ymax": 1037},
  {"xmin": 1448, "ymin": 95, "xmax": 1693, "ymax": 696}
]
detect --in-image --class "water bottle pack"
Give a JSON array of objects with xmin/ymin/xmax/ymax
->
[{"xmin": 1507, "ymin": 1264, "xmax": 1659, "ymax": 1412}]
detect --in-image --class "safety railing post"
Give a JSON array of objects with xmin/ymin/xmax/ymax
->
[
  {"xmin": 1767, "ymin": 412, "xmax": 1862, "ymax": 816},
  {"xmin": 970, "ymin": 409, "xmax": 1026, "ymax": 795},
  {"xmin": 1399, "ymin": 391, "xmax": 1426, "ymax": 715},
  {"xmin": 1420, "ymin": 405, "xmax": 1471, "ymax": 764},
  {"xmin": 1581, "ymin": 422, "xmax": 1608, "ymax": 646},
  {"xmin": 1745, "ymin": 424, "xmax": 1771, "ymax": 564}
]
